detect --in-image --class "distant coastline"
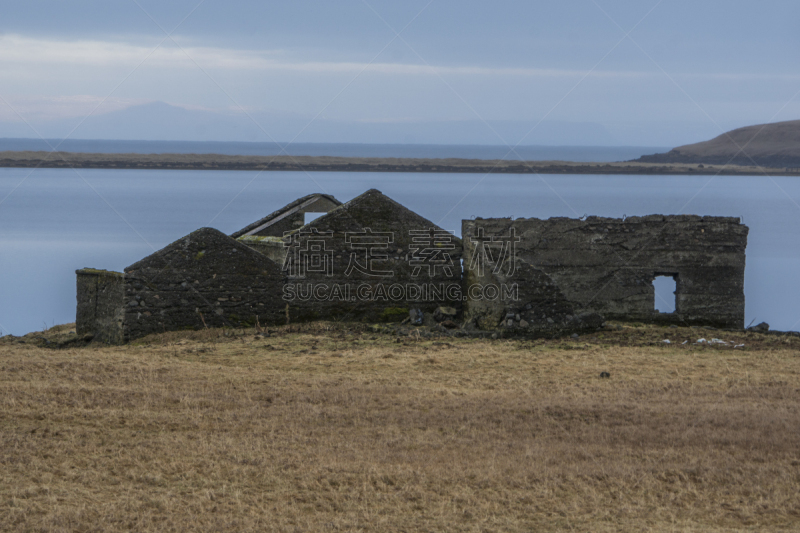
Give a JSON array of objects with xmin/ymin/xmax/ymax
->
[
  {"xmin": 0, "ymin": 150, "xmax": 797, "ymax": 175},
  {"xmin": 635, "ymin": 120, "xmax": 800, "ymax": 169},
  {"xmin": 0, "ymin": 138, "xmax": 666, "ymax": 163}
]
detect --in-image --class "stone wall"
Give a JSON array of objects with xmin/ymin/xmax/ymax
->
[
  {"xmin": 231, "ymin": 194, "xmax": 341, "ymax": 238},
  {"xmin": 75, "ymin": 190, "xmax": 751, "ymax": 343},
  {"xmin": 76, "ymin": 268, "xmax": 125, "ymax": 344},
  {"xmin": 463, "ymin": 215, "xmax": 748, "ymax": 329},
  {"xmin": 282, "ymin": 189, "xmax": 463, "ymax": 323},
  {"xmin": 123, "ymin": 228, "xmax": 286, "ymax": 341},
  {"xmin": 237, "ymin": 235, "xmax": 288, "ymax": 264}
]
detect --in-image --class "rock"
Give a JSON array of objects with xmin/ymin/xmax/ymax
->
[
  {"xmin": 409, "ymin": 308, "xmax": 424, "ymax": 326},
  {"xmin": 434, "ymin": 306, "xmax": 458, "ymax": 322},
  {"xmin": 748, "ymin": 322, "xmax": 769, "ymax": 333},
  {"xmin": 506, "ymin": 319, "xmax": 514, "ymax": 327},
  {"xmin": 570, "ymin": 333, "xmax": 579, "ymax": 339},
  {"xmin": 546, "ymin": 317, "xmax": 554, "ymax": 324},
  {"xmin": 519, "ymin": 319, "xmax": 529, "ymax": 328},
  {"xmin": 128, "ymin": 300, "xmax": 139, "ymax": 307},
  {"xmin": 570, "ymin": 312, "xmax": 605, "ymax": 329}
]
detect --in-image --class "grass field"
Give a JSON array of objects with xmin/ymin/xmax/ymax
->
[{"xmin": 1, "ymin": 323, "xmax": 799, "ymax": 531}]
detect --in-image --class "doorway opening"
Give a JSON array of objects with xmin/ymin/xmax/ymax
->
[{"xmin": 653, "ymin": 274, "xmax": 677, "ymax": 313}]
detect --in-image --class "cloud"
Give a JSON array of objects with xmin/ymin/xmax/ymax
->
[
  {"xmin": 0, "ymin": 34, "xmax": 644, "ymax": 79},
  {"xmin": 2, "ymin": 34, "xmax": 798, "ymax": 84},
  {"xmin": 0, "ymin": 34, "xmax": 276, "ymax": 70}
]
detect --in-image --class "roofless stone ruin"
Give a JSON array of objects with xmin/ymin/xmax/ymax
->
[{"xmin": 76, "ymin": 189, "xmax": 748, "ymax": 343}]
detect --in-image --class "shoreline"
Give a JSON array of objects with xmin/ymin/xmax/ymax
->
[{"xmin": 1, "ymin": 150, "xmax": 798, "ymax": 175}]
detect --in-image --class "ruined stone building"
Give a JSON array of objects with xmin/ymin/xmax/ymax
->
[
  {"xmin": 276, "ymin": 189, "xmax": 462, "ymax": 323},
  {"xmin": 462, "ymin": 215, "xmax": 748, "ymax": 330},
  {"xmin": 77, "ymin": 190, "xmax": 462, "ymax": 342},
  {"xmin": 232, "ymin": 193, "xmax": 341, "ymax": 264},
  {"xmin": 76, "ymin": 189, "xmax": 749, "ymax": 343},
  {"xmin": 123, "ymin": 228, "xmax": 285, "ymax": 340}
]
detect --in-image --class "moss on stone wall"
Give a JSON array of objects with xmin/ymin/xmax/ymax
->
[
  {"xmin": 237, "ymin": 236, "xmax": 285, "ymax": 243},
  {"xmin": 381, "ymin": 307, "xmax": 409, "ymax": 323},
  {"xmin": 77, "ymin": 268, "xmax": 123, "ymax": 278}
]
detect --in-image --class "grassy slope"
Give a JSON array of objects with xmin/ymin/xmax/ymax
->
[
  {"xmin": 1, "ymin": 323, "xmax": 799, "ymax": 531},
  {"xmin": 674, "ymin": 120, "xmax": 800, "ymax": 160},
  {"xmin": 639, "ymin": 120, "xmax": 800, "ymax": 167}
]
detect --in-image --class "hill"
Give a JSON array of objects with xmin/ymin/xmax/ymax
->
[
  {"xmin": 0, "ymin": 100, "xmax": 620, "ymax": 146},
  {"xmin": 636, "ymin": 119, "xmax": 800, "ymax": 167}
]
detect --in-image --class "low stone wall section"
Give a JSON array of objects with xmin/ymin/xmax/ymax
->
[{"xmin": 76, "ymin": 269, "xmax": 125, "ymax": 344}]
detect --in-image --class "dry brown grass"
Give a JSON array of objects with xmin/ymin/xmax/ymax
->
[{"xmin": 1, "ymin": 323, "xmax": 799, "ymax": 531}]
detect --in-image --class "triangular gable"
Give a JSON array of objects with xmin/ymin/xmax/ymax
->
[
  {"xmin": 295, "ymin": 189, "xmax": 462, "ymax": 247},
  {"xmin": 231, "ymin": 193, "xmax": 341, "ymax": 239},
  {"xmin": 126, "ymin": 227, "xmax": 281, "ymax": 277}
]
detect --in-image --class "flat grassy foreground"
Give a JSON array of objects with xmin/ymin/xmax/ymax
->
[{"xmin": 1, "ymin": 323, "xmax": 799, "ymax": 531}]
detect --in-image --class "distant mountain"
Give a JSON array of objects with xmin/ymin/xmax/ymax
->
[
  {"xmin": 0, "ymin": 101, "xmax": 623, "ymax": 146},
  {"xmin": 636, "ymin": 120, "xmax": 800, "ymax": 167}
]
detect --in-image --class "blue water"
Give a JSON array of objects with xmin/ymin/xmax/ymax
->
[
  {"xmin": 1, "ymin": 167, "xmax": 798, "ymax": 335},
  {"xmin": 0, "ymin": 138, "xmax": 668, "ymax": 163}
]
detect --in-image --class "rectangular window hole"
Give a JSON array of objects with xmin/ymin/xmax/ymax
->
[
  {"xmin": 653, "ymin": 274, "xmax": 677, "ymax": 313},
  {"xmin": 304, "ymin": 212, "xmax": 326, "ymax": 225}
]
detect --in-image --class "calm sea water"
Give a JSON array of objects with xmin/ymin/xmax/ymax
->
[{"xmin": 1, "ymin": 167, "xmax": 798, "ymax": 335}]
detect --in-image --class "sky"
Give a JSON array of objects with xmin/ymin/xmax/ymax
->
[{"xmin": 1, "ymin": 0, "xmax": 799, "ymax": 146}]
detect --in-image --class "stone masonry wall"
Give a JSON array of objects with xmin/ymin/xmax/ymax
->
[
  {"xmin": 237, "ymin": 235, "xmax": 288, "ymax": 265},
  {"xmin": 464, "ymin": 215, "xmax": 748, "ymax": 329},
  {"xmin": 123, "ymin": 228, "xmax": 286, "ymax": 341},
  {"xmin": 76, "ymin": 269, "xmax": 125, "ymax": 344},
  {"xmin": 250, "ymin": 195, "xmax": 340, "ymax": 237},
  {"xmin": 232, "ymin": 194, "xmax": 341, "ymax": 238},
  {"xmin": 282, "ymin": 190, "xmax": 463, "ymax": 323}
]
